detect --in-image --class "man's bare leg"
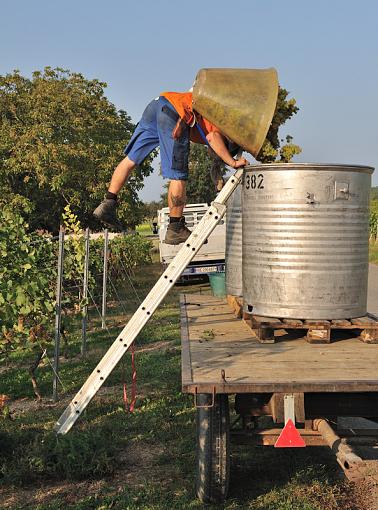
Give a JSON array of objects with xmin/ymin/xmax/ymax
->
[
  {"xmin": 168, "ymin": 179, "xmax": 186, "ymax": 218},
  {"xmin": 93, "ymin": 156, "xmax": 136, "ymax": 227},
  {"xmin": 108, "ymin": 156, "xmax": 137, "ymax": 194},
  {"xmin": 165, "ymin": 179, "xmax": 192, "ymax": 244}
]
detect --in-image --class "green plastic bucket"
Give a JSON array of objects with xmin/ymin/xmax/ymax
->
[{"xmin": 209, "ymin": 272, "xmax": 226, "ymax": 297}]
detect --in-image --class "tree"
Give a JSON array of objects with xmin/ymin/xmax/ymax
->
[
  {"xmin": 185, "ymin": 144, "xmax": 218, "ymax": 204},
  {"xmin": 257, "ymin": 86, "xmax": 301, "ymax": 163},
  {"xmin": 371, "ymin": 187, "xmax": 378, "ymax": 201},
  {"xmin": 0, "ymin": 67, "xmax": 154, "ymax": 232},
  {"xmin": 142, "ymin": 200, "xmax": 162, "ymax": 223}
]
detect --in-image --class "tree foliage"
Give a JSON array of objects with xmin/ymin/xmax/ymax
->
[
  {"xmin": 371, "ymin": 200, "xmax": 378, "ymax": 242},
  {"xmin": 0, "ymin": 67, "xmax": 154, "ymax": 232},
  {"xmin": 371, "ymin": 187, "xmax": 378, "ymax": 201},
  {"xmin": 0, "ymin": 202, "xmax": 153, "ymax": 398},
  {"xmin": 141, "ymin": 201, "xmax": 162, "ymax": 223},
  {"xmin": 370, "ymin": 210, "xmax": 377, "ymax": 242},
  {"xmin": 185, "ymin": 144, "xmax": 218, "ymax": 204},
  {"xmin": 0, "ymin": 207, "xmax": 56, "ymax": 357},
  {"xmin": 257, "ymin": 86, "xmax": 301, "ymax": 163},
  {"xmin": 60, "ymin": 205, "xmax": 153, "ymax": 316}
]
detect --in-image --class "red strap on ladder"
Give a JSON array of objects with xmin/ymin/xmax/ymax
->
[{"xmin": 123, "ymin": 343, "xmax": 137, "ymax": 412}]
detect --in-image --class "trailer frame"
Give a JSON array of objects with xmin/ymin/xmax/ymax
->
[{"xmin": 180, "ymin": 293, "xmax": 378, "ymax": 504}]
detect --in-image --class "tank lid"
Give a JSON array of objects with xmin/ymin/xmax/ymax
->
[{"xmin": 244, "ymin": 163, "xmax": 374, "ymax": 174}]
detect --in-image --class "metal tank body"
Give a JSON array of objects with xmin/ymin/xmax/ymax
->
[
  {"xmin": 242, "ymin": 163, "xmax": 374, "ymax": 319},
  {"xmin": 226, "ymin": 184, "xmax": 243, "ymax": 296}
]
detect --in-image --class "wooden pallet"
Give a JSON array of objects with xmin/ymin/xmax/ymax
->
[
  {"xmin": 227, "ymin": 295, "xmax": 249, "ymax": 320},
  {"xmin": 227, "ymin": 295, "xmax": 243, "ymax": 318},
  {"xmin": 181, "ymin": 294, "xmax": 378, "ymax": 394},
  {"xmin": 247, "ymin": 313, "xmax": 378, "ymax": 344}
]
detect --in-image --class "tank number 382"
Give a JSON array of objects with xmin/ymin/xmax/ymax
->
[{"xmin": 245, "ymin": 173, "xmax": 264, "ymax": 190}]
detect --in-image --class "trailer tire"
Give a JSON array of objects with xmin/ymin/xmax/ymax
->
[{"xmin": 196, "ymin": 393, "xmax": 230, "ymax": 504}]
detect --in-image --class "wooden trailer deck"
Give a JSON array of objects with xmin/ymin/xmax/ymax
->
[{"xmin": 180, "ymin": 294, "xmax": 378, "ymax": 394}]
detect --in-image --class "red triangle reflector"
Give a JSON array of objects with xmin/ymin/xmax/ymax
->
[{"xmin": 274, "ymin": 419, "xmax": 306, "ymax": 448}]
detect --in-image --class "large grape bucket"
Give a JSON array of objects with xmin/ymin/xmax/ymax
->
[{"xmin": 192, "ymin": 68, "xmax": 278, "ymax": 157}]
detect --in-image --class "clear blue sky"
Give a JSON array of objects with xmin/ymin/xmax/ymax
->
[{"xmin": 1, "ymin": 0, "xmax": 377, "ymax": 200}]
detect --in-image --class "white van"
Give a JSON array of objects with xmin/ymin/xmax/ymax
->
[{"xmin": 157, "ymin": 203, "xmax": 225, "ymax": 278}]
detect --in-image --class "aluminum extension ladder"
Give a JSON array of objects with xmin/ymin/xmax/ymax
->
[{"xmin": 54, "ymin": 169, "xmax": 243, "ymax": 434}]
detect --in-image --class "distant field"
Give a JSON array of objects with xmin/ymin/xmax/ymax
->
[{"xmin": 136, "ymin": 223, "xmax": 153, "ymax": 236}]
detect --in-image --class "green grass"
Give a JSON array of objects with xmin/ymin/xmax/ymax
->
[
  {"xmin": 136, "ymin": 223, "xmax": 154, "ymax": 236},
  {"xmin": 0, "ymin": 262, "xmax": 370, "ymax": 510},
  {"xmin": 369, "ymin": 241, "xmax": 378, "ymax": 264}
]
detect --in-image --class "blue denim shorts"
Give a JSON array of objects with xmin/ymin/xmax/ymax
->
[{"xmin": 124, "ymin": 96, "xmax": 190, "ymax": 180}]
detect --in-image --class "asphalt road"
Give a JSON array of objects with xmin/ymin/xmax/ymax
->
[{"xmin": 368, "ymin": 263, "xmax": 378, "ymax": 315}]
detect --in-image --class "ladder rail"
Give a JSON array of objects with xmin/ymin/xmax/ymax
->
[{"xmin": 54, "ymin": 170, "xmax": 243, "ymax": 435}]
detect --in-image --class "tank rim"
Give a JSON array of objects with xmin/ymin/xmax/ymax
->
[{"xmin": 244, "ymin": 163, "xmax": 374, "ymax": 174}]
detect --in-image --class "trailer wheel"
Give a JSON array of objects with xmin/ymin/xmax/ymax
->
[{"xmin": 196, "ymin": 393, "xmax": 230, "ymax": 503}]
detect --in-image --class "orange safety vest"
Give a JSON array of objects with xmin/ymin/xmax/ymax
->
[{"xmin": 160, "ymin": 91, "xmax": 221, "ymax": 144}]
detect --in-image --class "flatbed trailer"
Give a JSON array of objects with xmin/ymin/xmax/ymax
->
[{"xmin": 180, "ymin": 293, "xmax": 378, "ymax": 505}]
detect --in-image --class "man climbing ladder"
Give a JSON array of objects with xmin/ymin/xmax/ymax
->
[
  {"xmin": 93, "ymin": 91, "xmax": 247, "ymax": 244},
  {"xmin": 55, "ymin": 68, "xmax": 279, "ymax": 434}
]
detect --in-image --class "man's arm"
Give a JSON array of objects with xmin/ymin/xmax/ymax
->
[{"xmin": 206, "ymin": 131, "xmax": 248, "ymax": 168}]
